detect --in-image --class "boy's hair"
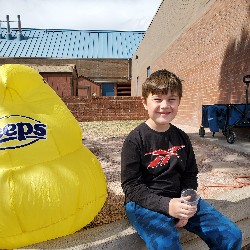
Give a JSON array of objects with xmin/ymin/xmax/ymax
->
[{"xmin": 142, "ymin": 69, "xmax": 182, "ymax": 99}]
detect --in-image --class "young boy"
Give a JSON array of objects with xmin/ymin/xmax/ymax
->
[{"xmin": 121, "ymin": 69, "xmax": 242, "ymax": 250}]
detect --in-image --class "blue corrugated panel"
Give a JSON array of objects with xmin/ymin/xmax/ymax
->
[{"xmin": 0, "ymin": 28, "xmax": 144, "ymax": 59}]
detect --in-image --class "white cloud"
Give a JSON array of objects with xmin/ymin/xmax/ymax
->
[{"xmin": 0, "ymin": 0, "xmax": 162, "ymax": 30}]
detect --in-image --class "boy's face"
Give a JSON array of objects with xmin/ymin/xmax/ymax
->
[{"xmin": 142, "ymin": 91, "xmax": 180, "ymax": 132}]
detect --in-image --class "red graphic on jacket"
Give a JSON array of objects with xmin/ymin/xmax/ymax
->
[{"xmin": 145, "ymin": 145, "xmax": 185, "ymax": 168}]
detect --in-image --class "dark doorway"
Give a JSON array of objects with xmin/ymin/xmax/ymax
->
[{"xmin": 102, "ymin": 83, "xmax": 114, "ymax": 96}]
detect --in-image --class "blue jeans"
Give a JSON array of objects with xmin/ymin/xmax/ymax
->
[{"xmin": 125, "ymin": 199, "xmax": 242, "ymax": 250}]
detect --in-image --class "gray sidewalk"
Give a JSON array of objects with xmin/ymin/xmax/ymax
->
[{"xmin": 173, "ymin": 124, "xmax": 250, "ymax": 155}]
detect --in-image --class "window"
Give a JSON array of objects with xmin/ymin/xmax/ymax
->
[
  {"xmin": 147, "ymin": 66, "xmax": 150, "ymax": 77},
  {"xmin": 136, "ymin": 76, "xmax": 139, "ymax": 96}
]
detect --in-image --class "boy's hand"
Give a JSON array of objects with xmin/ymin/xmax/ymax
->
[{"xmin": 168, "ymin": 198, "xmax": 197, "ymax": 220}]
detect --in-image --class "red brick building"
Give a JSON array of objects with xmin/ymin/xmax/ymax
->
[
  {"xmin": 78, "ymin": 76, "xmax": 101, "ymax": 97},
  {"xmin": 131, "ymin": 0, "xmax": 250, "ymax": 127}
]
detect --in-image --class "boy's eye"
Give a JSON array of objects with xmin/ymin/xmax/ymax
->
[{"xmin": 153, "ymin": 98, "xmax": 161, "ymax": 101}]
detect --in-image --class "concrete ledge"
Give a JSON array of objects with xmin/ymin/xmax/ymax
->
[{"xmin": 19, "ymin": 186, "xmax": 250, "ymax": 250}]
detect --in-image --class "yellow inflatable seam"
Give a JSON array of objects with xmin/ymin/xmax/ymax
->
[
  {"xmin": 0, "ymin": 88, "xmax": 6, "ymax": 105},
  {"xmin": 2, "ymin": 146, "xmax": 86, "ymax": 170},
  {"xmin": 9, "ymin": 169, "xmax": 25, "ymax": 231}
]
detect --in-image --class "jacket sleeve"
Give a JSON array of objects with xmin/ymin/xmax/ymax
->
[
  {"xmin": 180, "ymin": 134, "xmax": 198, "ymax": 191},
  {"xmin": 121, "ymin": 137, "xmax": 171, "ymax": 215}
]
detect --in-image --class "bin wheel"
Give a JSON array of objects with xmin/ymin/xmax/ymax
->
[
  {"xmin": 226, "ymin": 131, "xmax": 236, "ymax": 144},
  {"xmin": 199, "ymin": 127, "xmax": 205, "ymax": 137}
]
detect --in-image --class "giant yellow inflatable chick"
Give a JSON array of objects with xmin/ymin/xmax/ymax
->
[{"xmin": 0, "ymin": 64, "xmax": 107, "ymax": 248}]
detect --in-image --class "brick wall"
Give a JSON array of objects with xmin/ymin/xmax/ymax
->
[
  {"xmin": 62, "ymin": 96, "xmax": 148, "ymax": 122},
  {"xmin": 61, "ymin": 96, "xmax": 250, "ymax": 140},
  {"xmin": 132, "ymin": 0, "xmax": 250, "ymax": 127}
]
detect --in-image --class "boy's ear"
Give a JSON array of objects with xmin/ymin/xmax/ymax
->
[{"xmin": 141, "ymin": 97, "xmax": 148, "ymax": 110}]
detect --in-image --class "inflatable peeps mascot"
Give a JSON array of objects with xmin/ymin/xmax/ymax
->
[{"xmin": 0, "ymin": 64, "xmax": 107, "ymax": 248}]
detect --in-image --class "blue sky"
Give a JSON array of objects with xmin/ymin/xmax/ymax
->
[{"xmin": 1, "ymin": 0, "xmax": 162, "ymax": 31}]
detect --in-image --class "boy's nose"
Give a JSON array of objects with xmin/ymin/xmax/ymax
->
[{"xmin": 161, "ymin": 100, "xmax": 170, "ymax": 108}]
